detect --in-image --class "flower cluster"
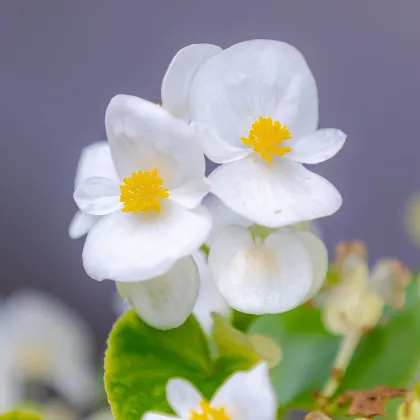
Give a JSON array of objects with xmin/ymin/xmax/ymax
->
[{"xmin": 70, "ymin": 39, "xmax": 347, "ymax": 330}]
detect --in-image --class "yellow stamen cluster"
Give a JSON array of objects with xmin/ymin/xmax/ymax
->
[
  {"xmin": 241, "ymin": 116, "xmax": 292, "ymax": 162},
  {"xmin": 189, "ymin": 400, "xmax": 230, "ymax": 420},
  {"xmin": 120, "ymin": 169, "xmax": 169, "ymax": 214}
]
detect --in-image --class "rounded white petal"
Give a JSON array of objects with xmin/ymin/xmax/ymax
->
[
  {"xmin": 69, "ymin": 211, "xmax": 101, "ymax": 239},
  {"xmin": 209, "ymin": 155, "xmax": 342, "ymax": 228},
  {"xmin": 169, "ymin": 177, "xmax": 210, "ymax": 209},
  {"xmin": 190, "ymin": 39, "xmax": 318, "ymax": 150},
  {"xmin": 73, "ymin": 177, "xmax": 122, "ymax": 216},
  {"xmin": 83, "ymin": 202, "xmax": 212, "ymax": 282},
  {"xmin": 74, "ymin": 141, "xmax": 119, "ymax": 188},
  {"xmin": 192, "ymin": 121, "xmax": 251, "ymax": 164},
  {"xmin": 203, "ymin": 194, "xmax": 252, "ymax": 245},
  {"xmin": 211, "ymin": 362, "xmax": 276, "ymax": 420},
  {"xmin": 208, "ymin": 226, "xmax": 313, "ymax": 314},
  {"xmin": 166, "ymin": 378, "xmax": 203, "ymax": 418},
  {"xmin": 105, "ymin": 95, "xmax": 205, "ymax": 191},
  {"xmin": 162, "ymin": 43, "xmax": 222, "ymax": 121},
  {"xmin": 117, "ymin": 256, "xmax": 199, "ymax": 330},
  {"xmin": 289, "ymin": 129, "xmax": 347, "ymax": 164},
  {"xmin": 192, "ymin": 251, "xmax": 230, "ymax": 334},
  {"xmin": 295, "ymin": 231, "xmax": 328, "ymax": 300}
]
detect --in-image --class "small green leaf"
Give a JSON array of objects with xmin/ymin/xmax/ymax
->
[
  {"xmin": 105, "ymin": 310, "xmax": 211, "ymax": 420},
  {"xmin": 249, "ymin": 306, "xmax": 340, "ymax": 410},
  {"xmin": 105, "ymin": 310, "xmax": 260, "ymax": 420},
  {"xmin": 231, "ymin": 309, "xmax": 258, "ymax": 332},
  {"xmin": 0, "ymin": 412, "xmax": 43, "ymax": 420}
]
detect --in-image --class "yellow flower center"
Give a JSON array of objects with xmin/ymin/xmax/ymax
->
[
  {"xmin": 189, "ymin": 400, "xmax": 230, "ymax": 420},
  {"xmin": 241, "ymin": 116, "xmax": 292, "ymax": 162},
  {"xmin": 120, "ymin": 169, "xmax": 169, "ymax": 214}
]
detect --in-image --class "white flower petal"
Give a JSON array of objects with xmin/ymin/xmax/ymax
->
[
  {"xmin": 105, "ymin": 95, "xmax": 205, "ymax": 190},
  {"xmin": 208, "ymin": 226, "xmax": 313, "ymax": 314},
  {"xmin": 209, "ymin": 155, "xmax": 342, "ymax": 228},
  {"xmin": 143, "ymin": 413, "xmax": 179, "ymax": 420},
  {"xmin": 190, "ymin": 39, "xmax": 318, "ymax": 150},
  {"xmin": 192, "ymin": 121, "xmax": 251, "ymax": 164},
  {"xmin": 83, "ymin": 202, "xmax": 212, "ymax": 282},
  {"xmin": 69, "ymin": 211, "xmax": 101, "ymax": 239},
  {"xmin": 74, "ymin": 141, "xmax": 119, "ymax": 188},
  {"xmin": 169, "ymin": 177, "xmax": 210, "ymax": 209},
  {"xmin": 192, "ymin": 251, "xmax": 230, "ymax": 334},
  {"xmin": 166, "ymin": 378, "xmax": 203, "ymax": 418},
  {"xmin": 117, "ymin": 257, "xmax": 199, "ymax": 330},
  {"xmin": 162, "ymin": 43, "xmax": 222, "ymax": 121},
  {"xmin": 295, "ymin": 231, "xmax": 328, "ymax": 300},
  {"xmin": 211, "ymin": 362, "xmax": 276, "ymax": 420},
  {"xmin": 289, "ymin": 129, "xmax": 347, "ymax": 164},
  {"xmin": 203, "ymin": 194, "xmax": 252, "ymax": 245},
  {"xmin": 73, "ymin": 177, "xmax": 122, "ymax": 216}
]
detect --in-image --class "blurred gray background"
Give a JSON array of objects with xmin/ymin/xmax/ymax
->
[{"xmin": 1, "ymin": 0, "xmax": 420, "ymax": 348}]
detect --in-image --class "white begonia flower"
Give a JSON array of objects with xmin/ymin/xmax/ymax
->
[
  {"xmin": 183, "ymin": 39, "xmax": 345, "ymax": 228},
  {"xmin": 74, "ymin": 95, "xmax": 212, "ymax": 283},
  {"xmin": 0, "ymin": 290, "xmax": 96, "ymax": 412},
  {"xmin": 204, "ymin": 195, "xmax": 327, "ymax": 314},
  {"xmin": 143, "ymin": 362, "xmax": 276, "ymax": 420},
  {"xmin": 69, "ymin": 141, "xmax": 118, "ymax": 239},
  {"xmin": 70, "ymin": 45, "xmax": 217, "ymax": 239},
  {"xmin": 322, "ymin": 242, "xmax": 411, "ymax": 335}
]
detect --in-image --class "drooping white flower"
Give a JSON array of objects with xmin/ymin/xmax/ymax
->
[
  {"xmin": 116, "ymin": 256, "xmax": 201, "ymax": 330},
  {"xmin": 0, "ymin": 290, "xmax": 96, "ymax": 412},
  {"xmin": 74, "ymin": 95, "xmax": 212, "ymax": 283},
  {"xmin": 204, "ymin": 195, "xmax": 328, "ymax": 314},
  {"xmin": 143, "ymin": 362, "xmax": 276, "ymax": 420},
  {"xmin": 177, "ymin": 40, "xmax": 346, "ymax": 228}
]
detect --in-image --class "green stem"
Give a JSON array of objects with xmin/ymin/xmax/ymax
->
[{"xmin": 321, "ymin": 331, "xmax": 362, "ymax": 398}]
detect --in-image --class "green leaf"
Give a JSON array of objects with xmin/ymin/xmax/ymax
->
[
  {"xmin": 0, "ymin": 412, "xmax": 42, "ymax": 420},
  {"xmin": 105, "ymin": 310, "xmax": 259, "ymax": 420},
  {"xmin": 231, "ymin": 310, "xmax": 259, "ymax": 332},
  {"xmin": 105, "ymin": 310, "xmax": 211, "ymax": 420},
  {"xmin": 249, "ymin": 306, "xmax": 340, "ymax": 410}
]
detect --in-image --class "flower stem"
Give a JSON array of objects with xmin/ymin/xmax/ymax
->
[{"xmin": 321, "ymin": 331, "xmax": 362, "ymax": 398}]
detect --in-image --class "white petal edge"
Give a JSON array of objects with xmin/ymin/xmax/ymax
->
[
  {"xmin": 143, "ymin": 413, "xmax": 180, "ymax": 420},
  {"xmin": 208, "ymin": 226, "xmax": 313, "ymax": 314},
  {"xmin": 192, "ymin": 121, "xmax": 251, "ymax": 164},
  {"xmin": 166, "ymin": 378, "xmax": 203, "ymax": 418},
  {"xmin": 209, "ymin": 155, "xmax": 342, "ymax": 228},
  {"xmin": 69, "ymin": 211, "xmax": 101, "ymax": 239},
  {"xmin": 162, "ymin": 43, "xmax": 222, "ymax": 122},
  {"xmin": 73, "ymin": 177, "xmax": 122, "ymax": 216},
  {"xmin": 82, "ymin": 202, "xmax": 212, "ymax": 282},
  {"xmin": 74, "ymin": 141, "xmax": 119, "ymax": 188},
  {"xmin": 105, "ymin": 95, "xmax": 205, "ymax": 190},
  {"xmin": 203, "ymin": 194, "xmax": 252, "ymax": 245},
  {"xmin": 117, "ymin": 256, "xmax": 199, "ymax": 330},
  {"xmin": 295, "ymin": 231, "xmax": 328, "ymax": 300},
  {"xmin": 169, "ymin": 177, "xmax": 210, "ymax": 209},
  {"xmin": 289, "ymin": 129, "xmax": 347, "ymax": 164},
  {"xmin": 192, "ymin": 251, "xmax": 230, "ymax": 334},
  {"xmin": 211, "ymin": 362, "xmax": 276, "ymax": 420}
]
